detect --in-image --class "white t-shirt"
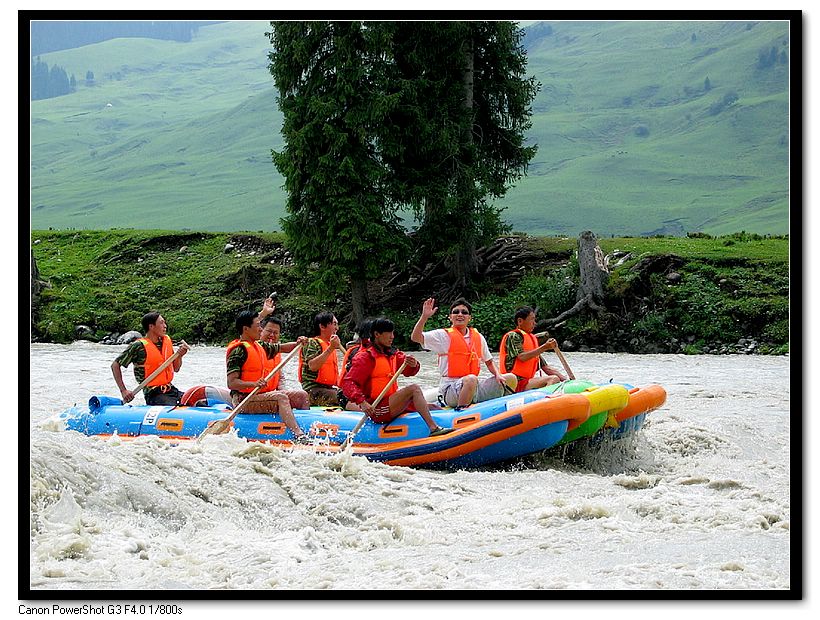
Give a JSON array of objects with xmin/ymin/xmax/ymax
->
[{"xmin": 422, "ymin": 328, "xmax": 492, "ymax": 388}]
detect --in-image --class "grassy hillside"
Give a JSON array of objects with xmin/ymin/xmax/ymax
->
[
  {"xmin": 30, "ymin": 21, "xmax": 285, "ymax": 230},
  {"xmin": 31, "ymin": 229, "xmax": 789, "ymax": 355},
  {"xmin": 508, "ymin": 20, "xmax": 790, "ymax": 236},
  {"xmin": 29, "ymin": 20, "xmax": 791, "ymax": 235}
]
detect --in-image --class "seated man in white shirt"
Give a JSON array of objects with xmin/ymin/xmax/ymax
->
[{"xmin": 410, "ymin": 297, "xmax": 517, "ymax": 409}]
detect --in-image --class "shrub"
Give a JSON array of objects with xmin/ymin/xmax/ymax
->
[
  {"xmin": 632, "ymin": 311, "xmax": 671, "ymax": 342},
  {"xmin": 469, "ymin": 269, "xmax": 577, "ymax": 348},
  {"xmin": 762, "ymin": 318, "xmax": 789, "ymax": 344},
  {"xmin": 708, "ymin": 91, "xmax": 739, "ymax": 116}
]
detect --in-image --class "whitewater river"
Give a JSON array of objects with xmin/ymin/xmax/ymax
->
[{"xmin": 28, "ymin": 343, "xmax": 791, "ymax": 601}]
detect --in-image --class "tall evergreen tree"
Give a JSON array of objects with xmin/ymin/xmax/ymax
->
[
  {"xmin": 267, "ymin": 22, "xmax": 407, "ymax": 326},
  {"xmin": 379, "ymin": 22, "xmax": 539, "ymax": 293},
  {"xmin": 48, "ymin": 65, "xmax": 70, "ymax": 97},
  {"xmin": 31, "ymin": 58, "xmax": 49, "ymax": 100},
  {"xmin": 267, "ymin": 21, "xmax": 538, "ymax": 315}
]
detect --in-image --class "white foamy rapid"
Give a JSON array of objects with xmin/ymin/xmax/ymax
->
[{"xmin": 29, "ymin": 344, "xmax": 790, "ymax": 593}]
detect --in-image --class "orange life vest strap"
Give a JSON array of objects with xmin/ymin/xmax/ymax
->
[{"xmin": 369, "ymin": 351, "xmax": 399, "ymax": 402}]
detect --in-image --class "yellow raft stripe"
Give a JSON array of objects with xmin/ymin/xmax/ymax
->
[{"xmin": 582, "ymin": 384, "xmax": 630, "ymax": 417}]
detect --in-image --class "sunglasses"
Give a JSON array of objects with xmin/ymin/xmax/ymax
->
[{"xmin": 450, "ymin": 309, "xmax": 471, "ymax": 315}]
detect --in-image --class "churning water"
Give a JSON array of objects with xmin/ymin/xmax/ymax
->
[{"xmin": 28, "ymin": 343, "xmax": 791, "ymax": 602}]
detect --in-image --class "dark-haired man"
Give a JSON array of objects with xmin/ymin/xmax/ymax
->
[
  {"xmin": 342, "ymin": 318, "xmax": 452, "ymax": 436},
  {"xmin": 299, "ymin": 311, "xmax": 348, "ymax": 406},
  {"xmin": 225, "ymin": 309, "xmax": 309, "ymax": 442},
  {"xmin": 111, "ymin": 311, "xmax": 190, "ymax": 405},
  {"xmin": 411, "ymin": 297, "xmax": 517, "ymax": 409},
  {"xmin": 499, "ymin": 306, "xmax": 566, "ymax": 392},
  {"xmin": 257, "ymin": 298, "xmax": 310, "ymax": 411}
]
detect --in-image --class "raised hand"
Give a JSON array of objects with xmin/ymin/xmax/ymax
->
[{"xmin": 421, "ymin": 297, "xmax": 438, "ymax": 319}]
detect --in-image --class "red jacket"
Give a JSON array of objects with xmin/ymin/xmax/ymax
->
[{"xmin": 340, "ymin": 346, "xmax": 419, "ymax": 405}]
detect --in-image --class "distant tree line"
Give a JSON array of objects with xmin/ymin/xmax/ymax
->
[
  {"xmin": 31, "ymin": 57, "xmax": 76, "ymax": 100},
  {"xmin": 30, "ymin": 21, "xmax": 222, "ymax": 56},
  {"xmin": 708, "ymin": 91, "xmax": 739, "ymax": 116},
  {"xmin": 756, "ymin": 45, "xmax": 788, "ymax": 69}
]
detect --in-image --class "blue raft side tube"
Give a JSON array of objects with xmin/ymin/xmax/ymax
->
[{"xmin": 89, "ymin": 395, "xmax": 124, "ymax": 410}]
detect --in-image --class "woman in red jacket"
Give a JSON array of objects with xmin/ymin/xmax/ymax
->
[{"xmin": 341, "ymin": 318, "xmax": 453, "ymax": 437}]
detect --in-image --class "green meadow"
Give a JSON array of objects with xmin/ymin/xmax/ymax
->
[
  {"xmin": 30, "ymin": 20, "xmax": 790, "ymax": 236},
  {"xmin": 31, "ymin": 229, "xmax": 789, "ymax": 354}
]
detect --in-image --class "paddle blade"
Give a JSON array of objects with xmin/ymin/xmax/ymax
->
[{"xmin": 200, "ymin": 418, "xmax": 232, "ymax": 438}]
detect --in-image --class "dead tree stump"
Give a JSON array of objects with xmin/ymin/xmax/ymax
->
[
  {"xmin": 31, "ymin": 249, "xmax": 47, "ymax": 304},
  {"xmin": 31, "ymin": 249, "xmax": 51, "ymax": 330},
  {"xmin": 543, "ymin": 230, "xmax": 609, "ymax": 326}
]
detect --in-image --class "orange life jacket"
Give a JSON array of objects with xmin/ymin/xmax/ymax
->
[
  {"xmin": 440, "ymin": 327, "xmax": 481, "ymax": 377},
  {"xmin": 263, "ymin": 350, "xmax": 282, "ymax": 391},
  {"xmin": 298, "ymin": 337, "xmax": 339, "ymax": 386},
  {"xmin": 226, "ymin": 339, "xmax": 273, "ymax": 394},
  {"xmin": 499, "ymin": 329, "xmax": 539, "ymax": 379},
  {"xmin": 339, "ymin": 344, "xmax": 363, "ymax": 383},
  {"xmin": 138, "ymin": 336, "xmax": 175, "ymax": 387},
  {"xmin": 368, "ymin": 350, "xmax": 400, "ymax": 402}
]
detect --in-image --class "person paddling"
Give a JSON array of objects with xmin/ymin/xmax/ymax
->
[
  {"xmin": 299, "ymin": 311, "xmax": 352, "ymax": 407},
  {"xmin": 225, "ymin": 310, "xmax": 309, "ymax": 443},
  {"xmin": 111, "ymin": 311, "xmax": 190, "ymax": 405},
  {"xmin": 500, "ymin": 306, "xmax": 567, "ymax": 391},
  {"xmin": 341, "ymin": 317, "xmax": 452, "ymax": 436}
]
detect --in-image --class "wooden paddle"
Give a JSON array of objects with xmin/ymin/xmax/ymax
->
[
  {"xmin": 538, "ymin": 331, "xmax": 575, "ymax": 380},
  {"xmin": 129, "ymin": 342, "xmax": 187, "ymax": 399},
  {"xmin": 197, "ymin": 343, "xmax": 302, "ymax": 441},
  {"xmin": 551, "ymin": 344, "xmax": 576, "ymax": 381},
  {"xmin": 339, "ymin": 358, "xmax": 409, "ymax": 450}
]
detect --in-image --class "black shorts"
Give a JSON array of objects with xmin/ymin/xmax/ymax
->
[
  {"xmin": 337, "ymin": 388, "xmax": 349, "ymax": 409},
  {"xmin": 145, "ymin": 385, "xmax": 183, "ymax": 406}
]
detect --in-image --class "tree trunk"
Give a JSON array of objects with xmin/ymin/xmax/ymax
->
[
  {"xmin": 543, "ymin": 231, "xmax": 609, "ymax": 326},
  {"xmin": 446, "ymin": 31, "xmax": 477, "ymax": 291},
  {"xmin": 31, "ymin": 249, "xmax": 42, "ymax": 303},
  {"xmin": 576, "ymin": 230, "xmax": 609, "ymax": 307},
  {"xmin": 462, "ymin": 33, "xmax": 474, "ymax": 113},
  {"xmin": 448, "ymin": 242, "xmax": 477, "ymax": 295},
  {"xmin": 350, "ymin": 276, "xmax": 369, "ymax": 330}
]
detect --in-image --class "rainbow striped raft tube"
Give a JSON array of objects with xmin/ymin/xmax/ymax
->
[{"xmin": 59, "ymin": 380, "xmax": 665, "ymax": 468}]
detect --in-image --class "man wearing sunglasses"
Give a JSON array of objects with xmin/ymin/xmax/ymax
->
[{"xmin": 411, "ymin": 297, "xmax": 517, "ymax": 409}]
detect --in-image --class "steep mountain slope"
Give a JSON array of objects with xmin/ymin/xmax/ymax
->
[{"xmin": 29, "ymin": 19, "xmax": 791, "ymax": 235}]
